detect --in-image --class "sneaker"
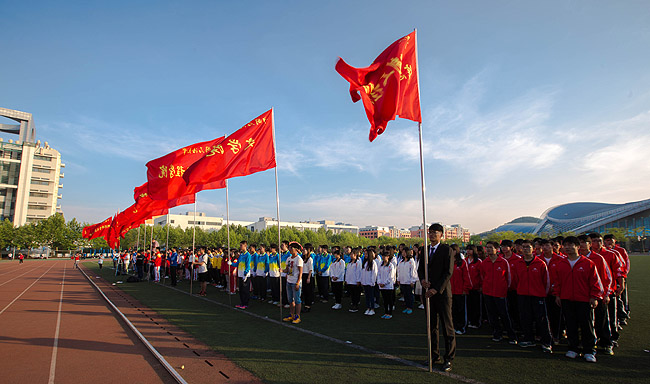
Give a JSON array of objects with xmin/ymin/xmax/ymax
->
[
  {"xmin": 380, "ymin": 314, "xmax": 388, "ymax": 319},
  {"xmin": 268, "ymin": 300, "xmax": 274, "ymax": 304},
  {"xmin": 541, "ymin": 344, "xmax": 552, "ymax": 353},
  {"xmin": 399, "ymin": 297, "xmax": 405, "ymax": 301},
  {"xmin": 468, "ymin": 324, "xmax": 479, "ymax": 329},
  {"xmin": 235, "ymin": 305, "xmax": 244, "ymax": 309},
  {"xmin": 366, "ymin": 309, "xmax": 375, "ymax": 316},
  {"xmin": 584, "ymin": 353, "xmax": 596, "ymax": 363},
  {"xmin": 321, "ymin": 299, "xmax": 328, "ymax": 303},
  {"xmin": 603, "ymin": 346, "xmax": 614, "ymax": 356},
  {"xmin": 565, "ymin": 350, "xmax": 578, "ymax": 359},
  {"xmin": 384, "ymin": 314, "xmax": 392, "ymax": 319},
  {"xmin": 332, "ymin": 304, "xmax": 342, "ymax": 310},
  {"xmin": 349, "ymin": 307, "xmax": 359, "ymax": 313},
  {"xmin": 492, "ymin": 337, "xmax": 503, "ymax": 342},
  {"xmin": 283, "ymin": 304, "xmax": 290, "ymax": 308},
  {"xmin": 364, "ymin": 309, "xmax": 370, "ymax": 315},
  {"xmin": 283, "ymin": 315, "xmax": 294, "ymax": 322},
  {"xmin": 402, "ymin": 308, "xmax": 408, "ymax": 313},
  {"xmin": 519, "ymin": 341, "xmax": 536, "ymax": 348},
  {"xmin": 374, "ymin": 303, "xmax": 381, "ymax": 309},
  {"xmin": 418, "ymin": 304, "xmax": 425, "ymax": 309},
  {"xmin": 292, "ymin": 316, "xmax": 301, "ymax": 324},
  {"xmin": 272, "ymin": 301, "xmax": 279, "ymax": 305},
  {"xmin": 455, "ymin": 330, "xmax": 465, "ymax": 335},
  {"xmin": 405, "ymin": 309, "xmax": 413, "ymax": 315}
]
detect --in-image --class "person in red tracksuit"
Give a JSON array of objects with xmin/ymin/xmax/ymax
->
[
  {"xmin": 541, "ymin": 239, "xmax": 566, "ymax": 344},
  {"xmin": 450, "ymin": 245, "xmax": 472, "ymax": 334},
  {"xmin": 590, "ymin": 232, "xmax": 626, "ymax": 350},
  {"xmin": 480, "ymin": 241, "xmax": 517, "ymax": 344},
  {"xmin": 500, "ymin": 239, "xmax": 522, "ymax": 332},
  {"xmin": 512, "ymin": 239, "xmax": 552, "ymax": 352},
  {"xmin": 604, "ymin": 234, "xmax": 631, "ymax": 324},
  {"xmin": 554, "ymin": 236, "xmax": 604, "ymax": 363},
  {"xmin": 465, "ymin": 245, "xmax": 482, "ymax": 329},
  {"xmin": 577, "ymin": 235, "xmax": 614, "ymax": 355}
]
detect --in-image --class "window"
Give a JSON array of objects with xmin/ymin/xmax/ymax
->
[
  {"xmin": 32, "ymin": 168, "xmax": 51, "ymax": 174},
  {"xmin": 30, "ymin": 192, "xmax": 49, "ymax": 198},
  {"xmin": 31, "ymin": 180, "xmax": 49, "ymax": 186},
  {"xmin": 34, "ymin": 155, "xmax": 52, "ymax": 161}
]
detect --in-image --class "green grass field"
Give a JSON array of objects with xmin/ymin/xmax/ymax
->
[{"xmin": 85, "ymin": 256, "xmax": 650, "ymax": 384}]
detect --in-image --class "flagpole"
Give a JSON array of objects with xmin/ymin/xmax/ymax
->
[
  {"xmin": 164, "ymin": 213, "xmax": 169, "ymax": 286},
  {"xmin": 226, "ymin": 179, "xmax": 231, "ymax": 306},
  {"xmin": 191, "ymin": 201, "xmax": 196, "ymax": 295},
  {"xmin": 413, "ymin": 28, "xmax": 433, "ymax": 373},
  {"xmin": 150, "ymin": 220, "xmax": 154, "ymax": 281},
  {"xmin": 271, "ymin": 107, "xmax": 283, "ymax": 321},
  {"xmin": 136, "ymin": 226, "xmax": 140, "ymax": 251}
]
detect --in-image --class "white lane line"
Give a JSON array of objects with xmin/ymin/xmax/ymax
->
[
  {"xmin": 48, "ymin": 264, "xmax": 66, "ymax": 384},
  {"xmin": 0, "ymin": 264, "xmax": 48, "ymax": 287},
  {"xmin": 0, "ymin": 263, "xmax": 57, "ymax": 316}
]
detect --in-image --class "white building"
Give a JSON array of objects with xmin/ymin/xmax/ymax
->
[{"xmin": 0, "ymin": 108, "xmax": 63, "ymax": 225}]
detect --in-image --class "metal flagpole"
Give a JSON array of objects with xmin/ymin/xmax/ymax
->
[
  {"xmin": 136, "ymin": 226, "xmax": 140, "ymax": 250},
  {"xmin": 271, "ymin": 108, "xmax": 283, "ymax": 320},
  {"xmin": 163, "ymin": 213, "xmax": 170, "ymax": 286},
  {"xmin": 191, "ymin": 201, "xmax": 196, "ymax": 295},
  {"xmin": 150, "ymin": 221, "xmax": 154, "ymax": 281},
  {"xmin": 226, "ymin": 180, "xmax": 231, "ymax": 306},
  {"xmin": 414, "ymin": 28, "xmax": 433, "ymax": 373}
]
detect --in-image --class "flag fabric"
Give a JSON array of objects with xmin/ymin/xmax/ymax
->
[
  {"xmin": 183, "ymin": 109, "xmax": 276, "ymax": 189},
  {"xmin": 105, "ymin": 214, "xmax": 120, "ymax": 249},
  {"xmin": 83, "ymin": 216, "xmax": 113, "ymax": 240},
  {"xmin": 133, "ymin": 182, "xmax": 195, "ymax": 209},
  {"xmin": 335, "ymin": 31, "xmax": 421, "ymax": 142},
  {"xmin": 146, "ymin": 137, "xmax": 227, "ymax": 201}
]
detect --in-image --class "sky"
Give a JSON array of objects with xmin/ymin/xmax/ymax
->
[{"xmin": 2, "ymin": 0, "xmax": 650, "ymax": 233}]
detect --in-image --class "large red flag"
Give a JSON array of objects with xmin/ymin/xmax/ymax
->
[
  {"xmin": 183, "ymin": 109, "xmax": 276, "ymax": 189},
  {"xmin": 105, "ymin": 214, "xmax": 120, "ymax": 249},
  {"xmin": 84, "ymin": 216, "xmax": 113, "ymax": 240},
  {"xmin": 336, "ymin": 31, "xmax": 421, "ymax": 142},
  {"xmin": 146, "ymin": 137, "xmax": 227, "ymax": 201}
]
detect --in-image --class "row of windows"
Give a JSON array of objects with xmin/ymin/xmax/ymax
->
[
  {"xmin": 34, "ymin": 155, "xmax": 52, "ymax": 162},
  {"xmin": 31, "ymin": 180, "xmax": 49, "ymax": 186},
  {"xmin": 30, "ymin": 192, "xmax": 50, "ymax": 198},
  {"xmin": 32, "ymin": 168, "xmax": 51, "ymax": 174},
  {"xmin": 28, "ymin": 205, "xmax": 49, "ymax": 210}
]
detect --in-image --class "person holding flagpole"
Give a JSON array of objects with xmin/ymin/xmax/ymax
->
[{"xmin": 418, "ymin": 223, "xmax": 455, "ymax": 372}]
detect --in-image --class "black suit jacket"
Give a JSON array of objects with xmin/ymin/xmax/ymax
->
[{"xmin": 418, "ymin": 243, "xmax": 454, "ymax": 297}]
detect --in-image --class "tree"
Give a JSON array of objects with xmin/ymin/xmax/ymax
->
[{"xmin": 0, "ymin": 219, "xmax": 16, "ymax": 251}]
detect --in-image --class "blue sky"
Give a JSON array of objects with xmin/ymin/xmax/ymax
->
[{"xmin": 2, "ymin": 0, "xmax": 649, "ymax": 233}]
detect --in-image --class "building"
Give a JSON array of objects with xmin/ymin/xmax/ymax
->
[
  {"xmin": 154, "ymin": 214, "xmax": 359, "ymax": 235},
  {"xmin": 445, "ymin": 224, "xmax": 472, "ymax": 242},
  {"xmin": 0, "ymin": 108, "xmax": 63, "ymax": 226},
  {"xmin": 533, "ymin": 198, "xmax": 650, "ymax": 235},
  {"xmin": 359, "ymin": 226, "xmax": 390, "ymax": 239}
]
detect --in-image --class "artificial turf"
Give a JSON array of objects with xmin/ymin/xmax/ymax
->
[{"xmin": 85, "ymin": 255, "xmax": 650, "ymax": 384}]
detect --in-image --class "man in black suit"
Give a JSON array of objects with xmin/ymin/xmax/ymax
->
[{"xmin": 418, "ymin": 223, "xmax": 456, "ymax": 372}]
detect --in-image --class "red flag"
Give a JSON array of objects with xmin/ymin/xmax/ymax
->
[
  {"xmin": 105, "ymin": 214, "xmax": 120, "ymax": 249},
  {"xmin": 183, "ymin": 109, "xmax": 276, "ymax": 189},
  {"xmin": 84, "ymin": 216, "xmax": 113, "ymax": 240},
  {"xmin": 133, "ymin": 182, "xmax": 195, "ymax": 209},
  {"xmin": 336, "ymin": 31, "xmax": 421, "ymax": 142},
  {"xmin": 146, "ymin": 137, "xmax": 227, "ymax": 201}
]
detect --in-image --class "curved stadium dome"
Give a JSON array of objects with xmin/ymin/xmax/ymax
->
[{"xmin": 533, "ymin": 198, "xmax": 650, "ymax": 235}]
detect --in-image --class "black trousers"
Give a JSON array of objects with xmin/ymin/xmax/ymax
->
[
  {"xmin": 302, "ymin": 273, "xmax": 315, "ymax": 307},
  {"xmin": 239, "ymin": 277, "xmax": 250, "ymax": 306},
  {"xmin": 452, "ymin": 294, "xmax": 467, "ymax": 332},
  {"xmin": 618, "ymin": 286, "xmax": 629, "ymax": 319},
  {"xmin": 467, "ymin": 290, "xmax": 481, "ymax": 327},
  {"xmin": 562, "ymin": 299, "xmax": 596, "ymax": 355},
  {"xmin": 281, "ymin": 276, "xmax": 289, "ymax": 305},
  {"xmin": 518, "ymin": 295, "xmax": 552, "ymax": 345},
  {"xmin": 254, "ymin": 276, "xmax": 267, "ymax": 300},
  {"xmin": 317, "ymin": 275, "xmax": 330, "ymax": 300},
  {"xmin": 348, "ymin": 284, "xmax": 361, "ymax": 307},
  {"xmin": 608, "ymin": 294, "xmax": 619, "ymax": 341},
  {"xmin": 507, "ymin": 290, "xmax": 521, "ymax": 331},
  {"xmin": 269, "ymin": 276, "xmax": 280, "ymax": 302},
  {"xmin": 332, "ymin": 281, "xmax": 344, "ymax": 304},
  {"xmin": 594, "ymin": 298, "xmax": 612, "ymax": 347},
  {"xmin": 546, "ymin": 295, "xmax": 564, "ymax": 340},
  {"xmin": 381, "ymin": 289, "xmax": 394, "ymax": 315},
  {"xmin": 426, "ymin": 293, "xmax": 456, "ymax": 362},
  {"xmin": 484, "ymin": 294, "xmax": 517, "ymax": 340},
  {"xmin": 170, "ymin": 266, "xmax": 178, "ymax": 286}
]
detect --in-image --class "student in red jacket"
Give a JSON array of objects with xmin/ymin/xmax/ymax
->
[
  {"xmin": 512, "ymin": 240, "xmax": 552, "ymax": 352},
  {"xmin": 578, "ymin": 235, "xmax": 614, "ymax": 355},
  {"xmin": 604, "ymin": 234, "xmax": 630, "ymax": 324},
  {"xmin": 554, "ymin": 236, "xmax": 604, "ymax": 363},
  {"xmin": 500, "ymin": 239, "xmax": 522, "ymax": 332},
  {"xmin": 465, "ymin": 245, "xmax": 482, "ymax": 329},
  {"xmin": 450, "ymin": 244, "xmax": 472, "ymax": 334},
  {"xmin": 480, "ymin": 241, "xmax": 517, "ymax": 344},
  {"xmin": 541, "ymin": 239, "xmax": 566, "ymax": 343}
]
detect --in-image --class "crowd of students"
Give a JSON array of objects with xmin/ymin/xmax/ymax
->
[{"xmin": 107, "ymin": 232, "xmax": 631, "ymax": 363}]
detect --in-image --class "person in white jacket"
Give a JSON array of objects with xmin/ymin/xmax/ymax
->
[
  {"xmin": 361, "ymin": 248, "xmax": 379, "ymax": 316},
  {"xmin": 329, "ymin": 249, "xmax": 346, "ymax": 309},
  {"xmin": 345, "ymin": 249, "xmax": 362, "ymax": 312},
  {"xmin": 378, "ymin": 251, "xmax": 397, "ymax": 319},
  {"xmin": 397, "ymin": 249, "xmax": 419, "ymax": 314}
]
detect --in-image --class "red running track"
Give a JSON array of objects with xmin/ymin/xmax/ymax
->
[{"xmin": 0, "ymin": 259, "xmax": 177, "ymax": 383}]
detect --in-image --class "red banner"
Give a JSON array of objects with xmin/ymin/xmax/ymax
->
[
  {"xmin": 336, "ymin": 31, "xmax": 421, "ymax": 142},
  {"xmin": 183, "ymin": 109, "xmax": 276, "ymax": 189},
  {"xmin": 84, "ymin": 216, "xmax": 113, "ymax": 240},
  {"xmin": 146, "ymin": 138, "xmax": 227, "ymax": 201}
]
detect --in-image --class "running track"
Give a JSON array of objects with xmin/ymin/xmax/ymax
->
[{"xmin": 0, "ymin": 259, "xmax": 259, "ymax": 383}]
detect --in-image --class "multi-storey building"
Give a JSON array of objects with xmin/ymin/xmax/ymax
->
[{"xmin": 0, "ymin": 108, "xmax": 63, "ymax": 226}]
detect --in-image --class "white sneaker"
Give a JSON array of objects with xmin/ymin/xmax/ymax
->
[
  {"xmin": 364, "ymin": 309, "xmax": 370, "ymax": 315},
  {"xmin": 418, "ymin": 304, "xmax": 425, "ymax": 309},
  {"xmin": 584, "ymin": 354, "xmax": 596, "ymax": 363},
  {"xmin": 374, "ymin": 303, "xmax": 380, "ymax": 309},
  {"xmin": 332, "ymin": 303, "xmax": 342, "ymax": 310},
  {"xmin": 565, "ymin": 351, "xmax": 578, "ymax": 359},
  {"xmin": 368, "ymin": 309, "xmax": 375, "ymax": 316}
]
